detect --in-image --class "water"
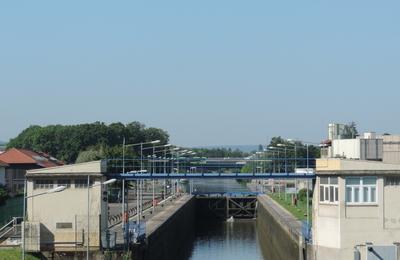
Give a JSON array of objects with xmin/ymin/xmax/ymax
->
[
  {"xmin": 188, "ymin": 220, "xmax": 264, "ymax": 260},
  {"xmin": 183, "ymin": 179, "xmax": 266, "ymax": 260}
]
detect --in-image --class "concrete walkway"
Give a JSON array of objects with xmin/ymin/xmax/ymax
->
[
  {"xmin": 110, "ymin": 194, "xmax": 192, "ymax": 244},
  {"xmin": 146, "ymin": 195, "xmax": 192, "ymax": 236}
]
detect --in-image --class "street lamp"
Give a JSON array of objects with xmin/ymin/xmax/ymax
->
[
  {"xmin": 282, "ymin": 139, "xmax": 318, "ymax": 235},
  {"xmin": 87, "ymin": 178, "xmax": 116, "ymax": 260},
  {"xmin": 121, "ymin": 139, "xmax": 160, "ymax": 247},
  {"xmin": 142, "ymin": 144, "xmax": 172, "ymax": 214},
  {"xmin": 22, "ymin": 184, "xmax": 67, "ymax": 260}
]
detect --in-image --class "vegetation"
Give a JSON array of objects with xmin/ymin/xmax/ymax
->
[
  {"xmin": 298, "ymin": 188, "xmax": 313, "ymax": 201},
  {"xmin": 0, "ymin": 186, "xmax": 9, "ymax": 205},
  {"xmin": 0, "ymin": 196, "xmax": 23, "ymax": 226},
  {"xmin": 191, "ymin": 147, "xmax": 250, "ymax": 158},
  {"xmin": 0, "ymin": 248, "xmax": 40, "ymax": 260},
  {"xmin": 269, "ymin": 192, "xmax": 312, "ymax": 222},
  {"xmin": 341, "ymin": 121, "xmax": 359, "ymax": 139},
  {"xmin": 7, "ymin": 122, "xmax": 169, "ymax": 163}
]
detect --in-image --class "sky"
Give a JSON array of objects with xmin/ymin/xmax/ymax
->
[{"xmin": 1, "ymin": 1, "xmax": 399, "ymax": 147}]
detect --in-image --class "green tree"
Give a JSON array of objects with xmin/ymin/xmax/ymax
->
[
  {"xmin": 342, "ymin": 121, "xmax": 358, "ymax": 139},
  {"xmin": 7, "ymin": 122, "xmax": 170, "ymax": 163}
]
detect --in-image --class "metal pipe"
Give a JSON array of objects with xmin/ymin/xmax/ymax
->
[{"xmin": 87, "ymin": 175, "xmax": 90, "ymax": 260}]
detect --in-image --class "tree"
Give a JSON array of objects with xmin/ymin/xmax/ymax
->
[
  {"xmin": 191, "ymin": 148, "xmax": 250, "ymax": 158},
  {"xmin": 75, "ymin": 147, "xmax": 106, "ymax": 163},
  {"xmin": 342, "ymin": 122, "xmax": 358, "ymax": 139},
  {"xmin": 7, "ymin": 122, "xmax": 170, "ymax": 163}
]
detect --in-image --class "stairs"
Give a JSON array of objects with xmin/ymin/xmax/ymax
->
[{"xmin": 0, "ymin": 217, "xmax": 22, "ymax": 246}]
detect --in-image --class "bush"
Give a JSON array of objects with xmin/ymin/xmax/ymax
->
[
  {"xmin": 298, "ymin": 188, "xmax": 312, "ymax": 202},
  {"xmin": 0, "ymin": 186, "xmax": 9, "ymax": 205}
]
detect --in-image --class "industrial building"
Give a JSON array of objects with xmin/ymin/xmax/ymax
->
[
  {"xmin": 313, "ymin": 158, "xmax": 400, "ymax": 259},
  {"xmin": 23, "ymin": 160, "xmax": 108, "ymax": 255}
]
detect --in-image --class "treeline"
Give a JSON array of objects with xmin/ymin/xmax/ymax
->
[
  {"xmin": 191, "ymin": 147, "xmax": 250, "ymax": 158},
  {"xmin": 7, "ymin": 122, "xmax": 169, "ymax": 163}
]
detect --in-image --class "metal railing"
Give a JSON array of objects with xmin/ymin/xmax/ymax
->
[{"xmin": 0, "ymin": 217, "xmax": 22, "ymax": 242}]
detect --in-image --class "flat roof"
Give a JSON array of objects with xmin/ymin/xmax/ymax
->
[{"xmin": 316, "ymin": 158, "xmax": 400, "ymax": 175}]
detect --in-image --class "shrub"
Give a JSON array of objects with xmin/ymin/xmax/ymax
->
[
  {"xmin": 298, "ymin": 188, "xmax": 312, "ymax": 201},
  {"xmin": 0, "ymin": 186, "xmax": 9, "ymax": 205}
]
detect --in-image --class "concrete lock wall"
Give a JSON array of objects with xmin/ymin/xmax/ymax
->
[
  {"xmin": 139, "ymin": 197, "xmax": 196, "ymax": 260},
  {"xmin": 256, "ymin": 199, "xmax": 301, "ymax": 260}
]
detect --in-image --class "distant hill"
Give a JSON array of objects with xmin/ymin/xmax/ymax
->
[{"xmin": 191, "ymin": 145, "xmax": 259, "ymax": 153}]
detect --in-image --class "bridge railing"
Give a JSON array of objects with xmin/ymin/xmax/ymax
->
[{"xmin": 105, "ymin": 157, "xmax": 316, "ymax": 175}]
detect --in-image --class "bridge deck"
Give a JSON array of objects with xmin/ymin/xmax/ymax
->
[{"xmin": 106, "ymin": 172, "xmax": 315, "ymax": 180}]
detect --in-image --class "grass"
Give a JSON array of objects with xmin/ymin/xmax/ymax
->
[
  {"xmin": 0, "ymin": 248, "xmax": 40, "ymax": 260},
  {"xmin": 268, "ymin": 192, "xmax": 312, "ymax": 223}
]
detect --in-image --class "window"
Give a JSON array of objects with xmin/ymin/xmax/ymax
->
[
  {"xmin": 74, "ymin": 179, "xmax": 93, "ymax": 188},
  {"xmin": 319, "ymin": 177, "xmax": 338, "ymax": 203},
  {"xmin": 345, "ymin": 177, "xmax": 377, "ymax": 204},
  {"xmin": 56, "ymin": 222, "xmax": 72, "ymax": 229},
  {"xmin": 385, "ymin": 176, "xmax": 400, "ymax": 186},
  {"xmin": 57, "ymin": 179, "xmax": 71, "ymax": 188},
  {"xmin": 34, "ymin": 180, "xmax": 53, "ymax": 189}
]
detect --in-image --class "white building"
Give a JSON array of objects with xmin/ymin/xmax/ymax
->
[
  {"xmin": 383, "ymin": 135, "xmax": 400, "ymax": 164},
  {"xmin": 313, "ymin": 158, "xmax": 400, "ymax": 259},
  {"xmin": 322, "ymin": 132, "xmax": 383, "ymax": 161},
  {"xmin": 24, "ymin": 160, "xmax": 109, "ymax": 253}
]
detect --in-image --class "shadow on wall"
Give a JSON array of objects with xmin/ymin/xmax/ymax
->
[{"xmin": 257, "ymin": 205, "xmax": 299, "ymax": 260}]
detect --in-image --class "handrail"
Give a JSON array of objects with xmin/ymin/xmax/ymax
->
[{"xmin": 0, "ymin": 217, "xmax": 21, "ymax": 240}]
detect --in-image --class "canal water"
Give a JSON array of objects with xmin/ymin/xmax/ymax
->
[{"xmin": 182, "ymin": 179, "xmax": 267, "ymax": 260}]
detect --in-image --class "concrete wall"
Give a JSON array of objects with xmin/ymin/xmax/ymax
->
[
  {"xmin": 383, "ymin": 135, "xmax": 400, "ymax": 164},
  {"xmin": 141, "ymin": 197, "xmax": 196, "ymax": 260},
  {"xmin": 26, "ymin": 174, "xmax": 107, "ymax": 251},
  {"xmin": 256, "ymin": 197, "xmax": 301, "ymax": 260},
  {"xmin": 331, "ymin": 139, "xmax": 382, "ymax": 160}
]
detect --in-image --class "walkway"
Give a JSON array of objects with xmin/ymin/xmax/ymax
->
[{"xmin": 110, "ymin": 194, "xmax": 191, "ymax": 245}]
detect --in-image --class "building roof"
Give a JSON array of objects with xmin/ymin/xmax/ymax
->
[
  {"xmin": 0, "ymin": 148, "xmax": 63, "ymax": 168},
  {"xmin": 27, "ymin": 160, "xmax": 107, "ymax": 177},
  {"xmin": 0, "ymin": 159, "xmax": 8, "ymax": 167},
  {"xmin": 316, "ymin": 158, "xmax": 400, "ymax": 175}
]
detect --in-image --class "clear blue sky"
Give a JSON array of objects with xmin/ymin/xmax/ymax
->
[{"xmin": 1, "ymin": 1, "xmax": 399, "ymax": 146}]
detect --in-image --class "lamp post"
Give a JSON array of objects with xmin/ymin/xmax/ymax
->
[
  {"xmin": 282, "ymin": 139, "xmax": 318, "ymax": 237},
  {"xmin": 122, "ymin": 139, "xmax": 160, "ymax": 247},
  {"xmin": 142, "ymin": 144, "xmax": 172, "ymax": 213},
  {"xmin": 86, "ymin": 178, "xmax": 116, "ymax": 260},
  {"xmin": 22, "ymin": 184, "xmax": 66, "ymax": 260}
]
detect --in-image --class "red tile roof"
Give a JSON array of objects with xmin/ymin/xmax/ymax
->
[{"xmin": 0, "ymin": 148, "xmax": 63, "ymax": 168}]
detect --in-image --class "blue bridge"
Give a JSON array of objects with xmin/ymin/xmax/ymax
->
[{"xmin": 106, "ymin": 172, "xmax": 316, "ymax": 180}]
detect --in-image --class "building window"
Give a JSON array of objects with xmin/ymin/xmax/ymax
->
[
  {"xmin": 57, "ymin": 179, "xmax": 71, "ymax": 188},
  {"xmin": 34, "ymin": 180, "xmax": 54, "ymax": 190},
  {"xmin": 74, "ymin": 179, "xmax": 93, "ymax": 188},
  {"xmin": 385, "ymin": 176, "xmax": 400, "ymax": 186},
  {"xmin": 56, "ymin": 222, "xmax": 72, "ymax": 229},
  {"xmin": 345, "ymin": 177, "xmax": 377, "ymax": 204},
  {"xmin": 319, "ymin": 176, "xmax": 338, "ymax": 203}
]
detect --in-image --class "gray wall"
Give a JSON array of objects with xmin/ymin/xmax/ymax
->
[
  {"xmin": 256, "ymin": 199, "xmax": 301, "ymax": 260},
  {"xmin": 141, "ymin": 197, "xmax": 196, "ymax": 260}
]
